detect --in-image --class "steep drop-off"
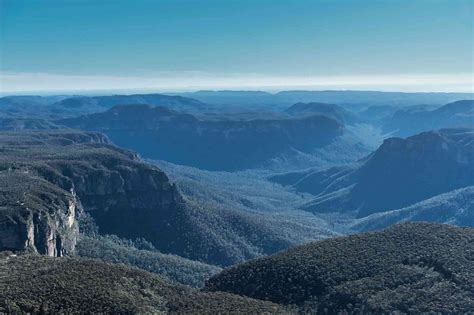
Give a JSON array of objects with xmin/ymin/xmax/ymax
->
[
  {"xmin": 271, "ymin": 128, "xmax": 474, "ymax": 217},
  {"xmin": 0, "ymin": 130, "xmax": 329, "ymax": 266}
]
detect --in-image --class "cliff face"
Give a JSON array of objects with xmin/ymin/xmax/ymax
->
[
  {"xmin": 39, "ymin": 155, "xmax": 183, "ymax": 245},
  {"xmin": 274, "ymin": 128, "xmax": 474, "ymax": 218},
  {"xmin": 0, "ymin": 131, "xmax": 183, "ymax": 258},
  {"xmin": 0, "ymin": 173, "xmax": 79, "ymax": 256}
]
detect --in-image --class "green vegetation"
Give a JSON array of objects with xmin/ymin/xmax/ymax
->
[
  {"xmin": 0, "ymin": 254, "xmax": 287, "ymax": 314},
  {"xmin": 75, "ymin": 234, "xmax": 221, "ymax": 288},
  {"xmin": 153, "ymin": 160, "xmax": 339, "ymax": 265},
  {"xmin": 352, "ymin": 186, "xmax": 474, "ymax": 231},
  {"xmin": 206, "ymin": 222, "xmax": 474, "ymax": 313},
  {"xmin": 0, "ymin": 130, "xmax": 338, "ymax": 266}
]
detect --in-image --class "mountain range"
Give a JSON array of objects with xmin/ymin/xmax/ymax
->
[
  {"xmin": 1, "ymin": 91, "xmax": 473, "ymax": 313},
  {"xmin": 59, "ymin": 104, "xmax": 370, "ymax": 171},
  {"xmin": 384, "ymin": 100, "xmax": 474, "ymax": 137},
  {"xmin": 271, "ymin": 128, "xmax": 474, "ymax": 217},
  {"xmin": 175, "ymin": 90, "xmax": 474, "ymax": 109},
  {"xmin": 0, "ymin": 93, "xmax": 208, "ymax": 119}
]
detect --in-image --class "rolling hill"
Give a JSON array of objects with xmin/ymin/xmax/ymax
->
[
  {"xmin": 0, "ymin": 254, "xmax": 286, "ymax": 314},
  {"xmin": 206, "ymin": 222, "xmax": 474, "ymax": 313}
]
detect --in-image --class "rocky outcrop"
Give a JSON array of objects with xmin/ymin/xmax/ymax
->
[
  {"xmin": 38, "ymin": 156, "xmax": 183, "ymax": 246},
  {"xmin": 0, "ymin": 131, "xmax": 180, "ymax": 256},
  {"xmin": 0, "ymin": 173, "xmax": 79, "ymax": 256}
]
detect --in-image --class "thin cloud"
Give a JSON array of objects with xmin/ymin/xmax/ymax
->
[{"xmin": 1, "ymin": 72, "xmax": 472, "ymax": 94}]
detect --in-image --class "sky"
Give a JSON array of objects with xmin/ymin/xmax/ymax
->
[{"xmin": 0, "ymin": 0, "xmax": 473, "ymax": 93}]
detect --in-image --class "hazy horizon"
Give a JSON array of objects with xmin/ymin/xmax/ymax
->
[{"xmin": 1, "ymin": 0, "xmax": 473, "ymax": 94}]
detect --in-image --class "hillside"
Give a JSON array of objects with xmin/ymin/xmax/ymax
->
[
  {"xmin": 285, "ymin": 102, "xmax": 358, "ymax": 124},
  {"xmin": 155, "ymin": 160, "xmax": 339, "ymax": 257},
  {"xmin": 0, "ymin": 118, "xmax": 62, "ymax": 131},
  {"xmin": 75, "ymin": 234, "xmax": 221, "ymax": 287},
  {"xmin": 0, "ymin": 255, "xmax": 286, "ymax": 314},
  {"xmin": 384, "ymin": 100, "xmax": 474, "ymax": 137},
  {"xmin": 59, "ymin": 104, "xmax": 371, "ymax": 171},
  {"xmin": 206, "ymin": 222, "xmax": 474, "ymax": 313},
  {"xmin": 351, "ymin": 186, "xmax": 474, "ymax": 231},
  {"xmin": 271, "ymin": 128, "xmax": 474, "ymax": 217}
]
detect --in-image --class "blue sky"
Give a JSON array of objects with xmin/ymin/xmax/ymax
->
[{"xmin": 0, "ymin": 0, "xmax": 473, "ymax": 93}]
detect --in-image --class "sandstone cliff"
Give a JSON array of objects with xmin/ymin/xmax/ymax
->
[
  {"xmin": 0, "ymin": 131, "xmax": 180, "ymax": 257},
  {"xmin": 0, "ymin": 173, "xmax": 79, "ymax": 256}
]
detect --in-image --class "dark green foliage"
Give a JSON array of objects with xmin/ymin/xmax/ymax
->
[
  {"xmin": 156, "ymin": 160, "xmax": 338, "ymax": 266},
  {"xmin": 206, "ymin": 222, "xmax": 474, "ymax": 313},
  {"xmin": 0, "ymin": 255, "xmax": 287, "ymax": 314},
  {"xmin": 75, "ymin": 234, "xmax": 221, "ymax": 287}
]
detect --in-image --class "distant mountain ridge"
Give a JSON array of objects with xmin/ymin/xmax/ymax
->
[
  {"xmin": 0, "ymin": 93, "xmax": 208, "ymax": 119},
  {"xmin": 54, "ymin": 93, "xmax": 207, "ymax": 111},
  {"xmin": 285, "ymin": 102, "xmax": 359, "ymax": 124},
  {"xmin": 59, "ymin": 104, "xmax": 369, "ymax": 171},
  {"xmin": 384, "ymin": 100, "xmax": 474, "ymax": 137},
  {"xmin": 271, "ymin": 128, "xmax": 474, "ymax": 217},
  {"xmin": 175, "ymin": 90, "xmax": 474, "ymax": 108}
]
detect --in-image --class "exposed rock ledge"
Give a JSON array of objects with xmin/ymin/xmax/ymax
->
[
  {"xmin": 0, "ymin": 173, "xmax": 79, "ymax": 256},
  {"xmin": 0, "ymin": 130, "xmax": 180, "ymax": 257}
]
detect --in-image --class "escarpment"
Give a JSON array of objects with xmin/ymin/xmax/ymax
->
[
  {"xmin": 0, "ymin": 131, "xmax": 182, "ymax": 257},
  {"xmin": 0, "ymin": 130, "xmax": 336, "ymax": 266},
  {"xmin": 0, "ymin": 173, "xmax": 79, "ymax": 256}
]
